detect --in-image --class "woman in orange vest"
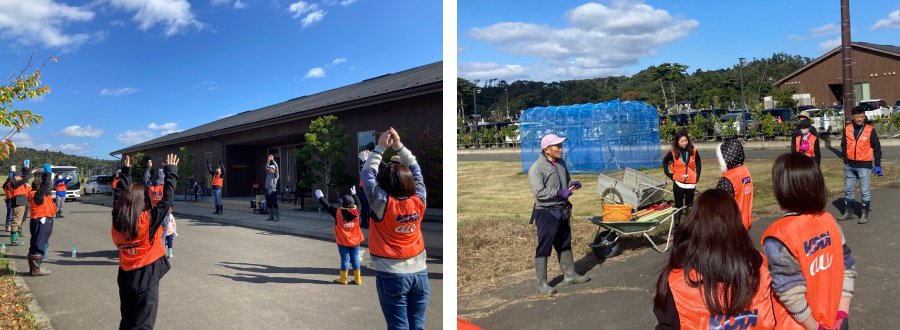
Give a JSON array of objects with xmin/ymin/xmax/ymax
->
[
  {"xmin": 8, "ymin": 166, "xmax": 33, "ymax": 246},
  {"xmin": 315, "ymin": 187, "xmax": 364, "ymax": 285},
  {"xmin": 145, "ymin": 159, "xmax": 175, "ymax": 258},
  {"xmin": 762, "ymin": 153, "xmax": 855, "ymax": 329},
  {"xmin": 654, "ymin": 189, "xmax": 787, "ymax": 329},
  {"xmin": 662, "ymin": 130, "xmax": 702, "ymax": 225},
  {"xmin": 715, "ymin": 139, "xmax": 754, "ymax": 230},
  {"xmin": 26, "ymin": 164, "xmax": 56, "ymax": 276},
  {"xmin": 207, "ymin": 159, "xmax": 225, "ymax": 215},
  {"xmin": 53, "ymin": 174, "xmax": 72, "ymax": 218},
  {"xmin": 361, "ymin": 127, "xmax": 429, "ymax": 330},
  {"xmin": 112, "ymin": 153, "xmax": 179, "ymax": 329},
  {"xmin": 790, "ymin": 119, "xmax": 821, "ymax": 165},
  {"xmin": 839, "ymin": 106, "xmax": 882, "ymax": 224}
]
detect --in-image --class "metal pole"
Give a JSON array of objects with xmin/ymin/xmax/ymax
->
[
  {"xmin": 739, "ymin": 57, "xmax": 747, "ymax": 109},
  {"xmin": 473, "ymin": 87, "xmax": 479, "ymax": 148},
  {"xmin": 505, "ymin": 88, "xmax": 509, "ymax": 120},
  {"xmin": 841, "ymin": 0, "xmax": 854, "ymax": 122}
]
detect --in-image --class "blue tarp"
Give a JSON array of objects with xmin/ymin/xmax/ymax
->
[{"xmin": 520, "ymin": 99, "xmax": 660, "ymax": 173}]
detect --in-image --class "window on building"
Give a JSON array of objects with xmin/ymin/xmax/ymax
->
[{"xmin": 853, "ymin": 82, "xmax": 870, "ymax": 103}]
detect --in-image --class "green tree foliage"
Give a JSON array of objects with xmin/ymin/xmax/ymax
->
[
  {"xmin": 760, "ymin": 114, "xmax": 777, "ymax": 139},
  {"xmin": 178, "ymin": 146, "xmax": 195, "ymax": 193},
  {"xmin": 0, "ymin": 55, "xmax": 54, "ymax": 160},
  {"xmin": 0, "ymin": 148, "xmax": 117, "ymax": 178},
  {"xmin": 720, "ymin": 119, "xmax": 738, "ymax": 139},
  {"xmin": 499, "ymin": 125, "xmax": 518, "ymax": 146},
  {"xmin": 294, "ymin": 115, "xmax": 351, "ymax": 199},
  {"xmin": 773, "ymin": 86, "xmax": 799, "ymax": 108},
  {"xmin": 419, "ymin": 127, "xmax": 442, "ymax": 207},
  {"xmin": 128, "ymin": 152, "xmax": 148, "ymax": 183},
  {"xmin": 660, "ymin": 119, "xmax": 679, "ymax": 142},
  {"xmin": 687, "ymin": 115, "xmax": 709, "ymax": 141}
]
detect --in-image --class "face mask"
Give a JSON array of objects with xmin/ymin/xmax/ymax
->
[{"xmin": 801, "ymin": 128, "xmax": 810, "ymax": 135}]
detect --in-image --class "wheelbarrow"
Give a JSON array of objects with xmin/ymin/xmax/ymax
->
[{"xmin": 587, "ymin": 206, "xmax": 683, "ymax": 259}]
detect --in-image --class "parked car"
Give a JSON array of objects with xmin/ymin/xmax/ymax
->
[
  {"xmin": 761, "ymin": 108, "xmax": 796, "ymax": 123},
  {"xmin": 893, "ymin": 100, "xmax": 900, "ymax": 112},
  {"xmin": 715, "ymin": 110, "xmax": 752, "ymax": 138},
  {"xmin": 805, "ymin": 108, "xmax": 843, "ymax": 135},
  {"xmin": 858, "ymin": 99, "xmax": 891, "ymax": 119},
  {"xmin": 667, "ymin": 113, "xmax": 689, "ymax": 126},
  {"xmin": 84, "ymin": 175, "xmax": 114, "ymax": 195}
]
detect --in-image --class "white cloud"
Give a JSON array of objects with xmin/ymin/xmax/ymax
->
[
  {"xmin": 458, "ymin": 62, "xmax": 527, "ymax": 81},
  {"xmin": 110, "ymin": 20, "xmax": 127, "ymax": 26},
  {"xmin": 211, "ymin": 0, "xmax": 248, "ymax": 9},
  {"xmin": 148, "ymin": 122, "xmax": 181, "ymax": 136},
  {"xmin": 58, "ymin": 143, "xmax": 90, "ymax": 154},
  {"xmin": 288, "ymin": 1, "xmax": 326, "ymax": 28},
  {"xmin": 304, "ymin": 67, "xmax": 325, "ymax": 79},
  {"xmin": 61, "ymin": 125, "xmax": 104, "ymax": 138},
  {"xmin": 218, "ymin": 113, "xmax": 235, "ymax": 119},
  {"xmin": 105, "ymin": 0, "xmax": 204, "ymax": 37},
  {"xmin": 467, "ymin": 1, "xmax": 698, "ymax": 81},
  {"xmin": 786, "ymin": 34, "xmax": 805, "ymax": 41},
  {"xmin": 817, "ymin": 38, "xmax": 841, "ymax": 52},
  {"xmin": 10, "ymin": 132, "xmax": 90, "ymax": 154},
  {"xmin": 339, "ymin": 0, "xmax": 356, "ymax": 6},
  {"xmin": 332, "ymin": 58, "xmax": 347, "ymax": 65},
  {"xmin": 195, "ymin": 80, "xmax": 221, "ymax": 90},
  {"xmin": 0, "ymin": 0, "xmax": 96, "ymax": 48},
  {"xmin": 100, "ymin": 87, "xmax": 139, "ymax": 96},
  {"xmin": 116, "ymin": 129, "xmax": 155, "ymax": 145},
  {"xmin": 810, "ymin": 23, "xmax": 838, "ymax": 37},
  {"xmin": 872, "ymin": 10, "xmax": 900, "ymax": 30}
]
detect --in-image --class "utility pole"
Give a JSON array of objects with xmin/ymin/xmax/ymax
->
[
  {"xmin": 504, "ymin": 88, "xmax": 509, "ymax": 120},
  {"xmin": 841, "ymin": 0, "xmax": 854, "ymax": 123},
  {"xmin": 738, "ymin": 57, "xmax": 747, "ymax": 109}
]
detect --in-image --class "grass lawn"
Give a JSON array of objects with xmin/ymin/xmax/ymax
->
[{"xmin": 457, "ymin": 158, "xmax": 900, "ymax": 296}]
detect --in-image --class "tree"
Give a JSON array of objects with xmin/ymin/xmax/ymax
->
[
  {"xmin": 294, "ymin": 115, "xmax": 352, "ymax": 200},
  {"xmin": 0, "ymin": 53, "xmax": 52, "ymax": 160},
  {"xmin": 773, "ymin": 86, "xmax": 798, "ymax": 108},
  {"xmin": 128, "ymin": 152, "xmax": 148, "ymax": 183},
  {"xmin": 179, "ymin": 146, "xmax": 195, "ymax": 195}
]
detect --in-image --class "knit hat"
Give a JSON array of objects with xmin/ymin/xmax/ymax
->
[
  {"xmin": 716, "ymin": 139, "xmax": 745, "ymax": 172},
  {"xmin": 340, "ymin": 195, "xmax": 355, "ymax": 209}
]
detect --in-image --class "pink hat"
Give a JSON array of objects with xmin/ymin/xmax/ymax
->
[{"xmin": 540, "ymin": 133, "xmax": 567, "ymax": 150}]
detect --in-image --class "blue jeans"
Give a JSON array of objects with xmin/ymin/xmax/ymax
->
[
  {"xmin": 844, "ymin": 164, "xmax": 871, "ymax": 203},
  {"xmin": 212, "ymin": 188, "xmax": 222, "ymax": 207},
  {"xmin": 5, "ymin": 199, "xmax": 11, "ymax": 227},
  {"xmin": 375, "ymin": 270, "xmax": 429, "ymax": 330},
  {"xmin": 337, "ymin": 244, "xmax": 360, "ymax": 270}
]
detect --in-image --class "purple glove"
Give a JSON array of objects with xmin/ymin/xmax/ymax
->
[
  {"xmin": 557, "ymin": 188, "xmax": 573, "ymax": 199},
  {"xmin": 570, "ymin": 180, "xmax": 582, "ymax": 189}
]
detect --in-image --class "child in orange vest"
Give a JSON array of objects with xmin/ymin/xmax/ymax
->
[
  {"xmin": 27, "ymin": 164, "xmax": 56, "ymax": 276},
  {"xmin": 762, "ymin": 153, "xmax": 855, "ymax": 329},
  {"xmin": 715, "ymin": 139, "xmax": 754, "ymax": 230},
  {"xmin": 316, "ymin": 187, "xmax": 364, "ymax": 285}
]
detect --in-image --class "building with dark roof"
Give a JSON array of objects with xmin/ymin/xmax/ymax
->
[
  {"xmin": 112, "ymin": 61, "xmax": 442, "ymax": 206},
  {"xmin": 775, "ymin": 42, "xmax": 900, "ymax": 107}
]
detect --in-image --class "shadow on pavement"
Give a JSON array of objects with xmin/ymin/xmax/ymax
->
[
  {"xmin": 219, "ymin": 261, "xmax": 443, "ymax": 280},
  {"xmin": 210, "ymin": 273, "xmax": 334, "ymax": 285},
  {"xmin": 62, "ymin": 249, "xmax": 119, "ymax": 259},
  {"xmin": 831, "ymin": 199, "xmax": 860, "ymax": 219}
]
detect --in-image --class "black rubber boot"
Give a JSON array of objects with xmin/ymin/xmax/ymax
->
[
  {"xmin": 859, "ymin": 202, "xmax": 870, "ymax": 224},
  {"xmin": 273, "ymin": 209, "xmax": 280, "ymax": 222},
  {"xmin": 212, "ymin": 206, "xmax": 219, "ymax": 215},
  {"xmin": 838, "ymin": 200, "xmax": 853, "ymax": 220},
  {"xmin": 28, "ymin": 254, "xmax": 51, "ymax": 276},
  {"xmin": 559, "ymin": 250, "xmax": 590, "ymax": 285},
  {"xmin": 534, "ymin": 257, "xmax": 557, "ymax": 294}
]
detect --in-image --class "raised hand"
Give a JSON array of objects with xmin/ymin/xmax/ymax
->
[
  {"xmin": 147, "ymin": 159, "xmax": 153, "ymax": 169},
  {"xmin": 389, "ymin": 127, "xmax": 403, "ymax": 149},
  {"xmin": 377, "ymin": 130, "xmax": 392, "ymax": 148},
  {"xmin": 358, "ymin": 150, "xmax": 371, "ymax": 162},
  {"xmin": 314, "ymin": 189, "xmax": 324, "ymax": 199},
  {"xmin": 350, "ymin": 186, "xmax": 356, "ymax": 195},
  {"xmin": 124, "ymin": 155, "xmax": 131, "ymax": 168},
  {"xmin": 268, "ymin": 154, "xmax": 274, "ymax": 162},
  {"xmin": 165, "ymin": 153, "xmax": 180, "ymax": 167}
]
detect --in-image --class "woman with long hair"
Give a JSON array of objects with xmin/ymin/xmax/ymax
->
[
  {"xmin": 654, "ymin": 189, "xmax": 786, "ymax": 329},
  {"xmin": 662, "ymin": 130, "xmax": 701, "ymax": 225},
  {"xmin": 361, "ymin": 128, "xmax": 429, "ymax": 330},
  {"xmin": 762, "ymin": 153, "xmax": 855, "ymax": 329},
  {"xmin": 112, "ymin": 153, "xmax": 178, "ymax": 329}
]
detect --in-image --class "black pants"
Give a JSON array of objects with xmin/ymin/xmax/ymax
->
[
  {"xmin": 118, "ymin": 256, "xmax": 170, "ymax": 330},
  {"xmin": 672, "ymin": 184, "xmax": 695, "ymax": 210},
  {"xmin": 28, "ymin": 217, "xmax": 53, "ymax": 256},
  {"xmin": 533, "ymin": 207, "xmax": 572, "ymax": 258},
  {"xmin": 265, "ymin": 191, "xmax": 279, "ymax": 210}
]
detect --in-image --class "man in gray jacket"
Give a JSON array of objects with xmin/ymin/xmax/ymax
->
[
  {"xmin": 528, "ymin": 133, "xmax": 590, "ymax": 294},
  {"xmin": 265, "ymin": 155, "xmax": 280, "ymax": 222}
]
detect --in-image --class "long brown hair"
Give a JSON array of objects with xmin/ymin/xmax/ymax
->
[
  {"xmin": 671, "ymin": 130, "xmax": 694, "ymax": 159},
  {"xmin": 376, "ymin": 163, "xmax": 416, "ymax": 198},
  {"xmin": 654, "ymin": 189, "xmax": 762, "ymax": 315},
  {"xmin": 112, "ymin": 183, "xmax": 150, "ymax": 241}
]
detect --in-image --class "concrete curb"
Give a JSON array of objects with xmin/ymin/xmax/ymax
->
[
  {"xmin": 4, "ymin": 256, "xmax": 54, "ymax": 330},
  {"xmin": 77, "ymin": 199, "xmax": 443, "ymax": 258}
]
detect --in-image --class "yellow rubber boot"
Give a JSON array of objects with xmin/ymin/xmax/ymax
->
[
  {"xmin": 334, "ymin": 270, "xmax": 348, "ymax": 285},
  {"xmin": 353, "ymin": 270, "xmax": 362, "ymax": 285}
]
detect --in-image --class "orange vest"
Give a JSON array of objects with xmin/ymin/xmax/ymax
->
[
  {"xmin": 369, "ymin": 196, "xmax": 426, "ymax": 259},
  {"xmin": 212, "ymin": 173, "xmax": 223, "ymax": 187},
  {"xmin": 112, "ymin": 178, "xmax": 119, "ymax": 190},
  {"xmin": 844, "ymin": 124, "xmax": 873, "ymax": 162},
  {"xmin": 112, "ymin": 211, "xmax": 166, "ymax": 272},
  {"xmin": 761, "ymin": 212, "xmax": 844, "ymax": 328},
  {"xmin": 722, "ymin": 166, "xmax": 754, "ymax": 230},
  {"xmin": 55, "ymin": 181, "xmax": 67, "ymax": 193},
  {"xmin": 667, "ymin": 262, "xmax": 786, "ymax": 329},
  {"xmin": 12, "ymin": 181, "xmax": 29, "ymax": 197},
  {"xmin": 670, "ymin": 149, "xmax": 698, "ymax": 184},
  {"xmin": 335, "ymin": 208, "xmax": 364, "ymax": 247},
  {"xmin": 4, "ymin": 181, "xmax": 13, "ymax": 199},
  {"xmin": 148, "ymin": 185, "xmax": 164, "ymax": 207},
  {"xmin": 28, "ymin": 191, "xmax": 57, "ymax": 219},
  {"xmin": 794, "ymin": 134, "xmax": 817, "ymax": 159}
]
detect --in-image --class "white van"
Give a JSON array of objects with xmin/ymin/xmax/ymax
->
[
  {"xmin": 84, "ymin": 175, "xmax": 114, "ymax": 195},
  {"xmin": 43, "ymin": 166, "xmax": 81, "ymax": 201}
]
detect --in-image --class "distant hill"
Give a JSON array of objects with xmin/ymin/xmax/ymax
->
[{"xmin": 0, "ymin": 147, "xmax": 118, "ymax": 181}]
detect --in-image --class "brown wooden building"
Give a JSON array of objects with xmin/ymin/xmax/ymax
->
[
  {"xmin": 111, "ymin": 61, "xmax": 442, "ymax": 207},
  {"xmin": 775, "ymin": 42, "xmax": 900, "ymax": 107}
]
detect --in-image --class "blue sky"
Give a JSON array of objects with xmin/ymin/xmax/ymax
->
[
  {"xmin": 458, "ymin": 0, "xmax": 900, "ymax": 82},
  {"xmin": 0, "ymin": 0, "xmax": 441, "ymax": 159}
]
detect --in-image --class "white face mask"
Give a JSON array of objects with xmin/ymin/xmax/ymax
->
[{"xmin": 801, "ymin": 128, "xmax": 810, "ymax": 135}]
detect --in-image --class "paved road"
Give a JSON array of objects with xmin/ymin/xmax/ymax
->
[
  {"xmin": 458, "ymin": 189, "xmax": 900, "ymax": 329},
  {"xmin": 458, "ymin": 145, "xmax": 900, "ymax": 162},
  {"xmin": 2, "ymin": 202, "xmax": 443, "ymax": 330}
]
